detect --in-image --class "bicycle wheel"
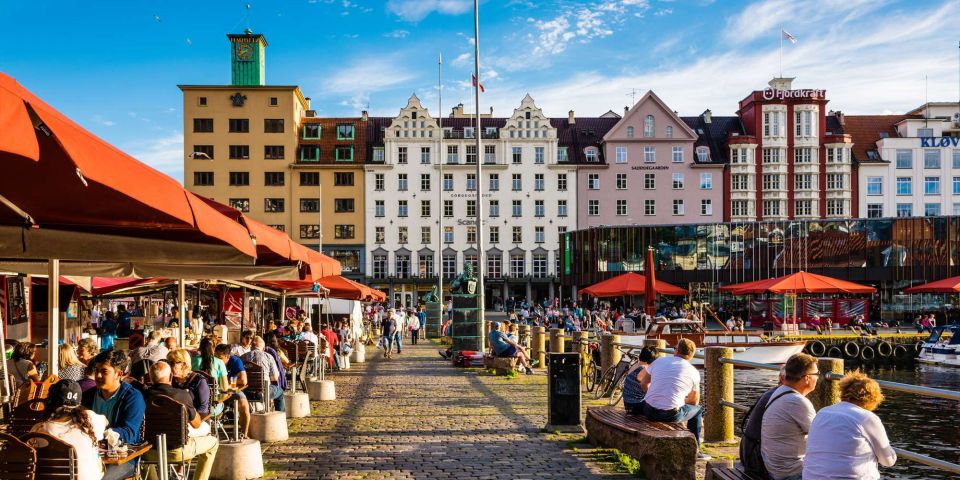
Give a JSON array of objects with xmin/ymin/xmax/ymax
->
[
  {"xmin": 584, "ymin": 360, "xmax": 598, "ymax": 392},
  {"xmin": 593, "ymin": 365, "xmax": 617, "ymax": 399},
  {"xmin": 608, "ymin": 373, "xmax": 627, "ymax": 406}
]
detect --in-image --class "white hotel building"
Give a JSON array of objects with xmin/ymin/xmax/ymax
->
[
  {"xmin": 852, "ymin": 103, "xmax": 960, "ymax": 218},
  {"xmin": 364, "ymin": 94, "xmax": 579, "ymax": 308}
]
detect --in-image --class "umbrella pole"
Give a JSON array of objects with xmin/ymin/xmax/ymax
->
[
  {"xmin": 48, "ymin": 259, "xmax": 60, "ymax": 377},
  {"xmin": 178, "ymin": 279, "xmax": 186, "ymax": 348},
  {"xmin": 0, "ymin": 291, "xmax": 11, "ymax": 403}
]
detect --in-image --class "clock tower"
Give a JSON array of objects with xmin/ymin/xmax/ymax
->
[{"xmin": 227, "ymin": 29, "xmax": 267, "ymax": 86}]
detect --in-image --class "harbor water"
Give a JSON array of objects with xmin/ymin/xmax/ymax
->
[{"xmin": 732, "ymin": 364, "xmax": 960, "ymax": 479}]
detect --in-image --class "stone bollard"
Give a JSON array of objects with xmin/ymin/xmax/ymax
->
[
  {"xmin": 248, "ymin": 411, "xmax": 288, "ymax": 443},
  {"xmin": 811, "ymin": 357, "xmax": 844, "ymax": 411},
  {"xmin": 210, "ymin": 439, "xmax": 264, "ymax": 480},
  {"xmin": 574, "ymin": 331, "xmax": 589, "ymax": 382},
  {"xmin": 351, "ymin": 342, "xmax": 366, "ymax": 363},
  {"xmin": 704, "ymin": 347, "xmax": 734, "ymax": 443},
  {"xmin": 307, "ymin": 379, "xmax": 337, "ymax": 401},
  {"xmin": 532, "ymin": 327, "xmax": 546, "ymax": 368},
  {"xmin": 284, "ymin": 391, "xmax": 311, "ymax": 418},
  {"xmin": 600, "ymin": 333, "xmax": 621, "ymax": 374},
  {"xmin": 643, "ymin": 338, "xmax": 667, "ymax": 358},
  {"xmin": 549, "ymin": 328, "xmax": 565, "ymax": 353}
]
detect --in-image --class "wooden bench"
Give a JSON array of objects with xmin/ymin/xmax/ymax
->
[
  {"xmin": 585, "ymin": 407, "xmax": 697, "ymax": 480},
  {"xmin": 705, "ymin": 460, "xmax": 764, "ymax": 480},
  {"xmin": 482, "ymin": 354, "xmax": 518, "ymax": 375}
]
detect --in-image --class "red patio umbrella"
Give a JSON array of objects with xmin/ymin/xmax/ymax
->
[
  {"xmin": 258, "ymin": 275, "xmax": 385, "ymax": 301},
  {"xmin": 719, "ymin": 271, "xmax": 876, "ymax": 295},
  {"xmin": 581, "ymin": 272, "xmax": 688, "ymax": 297},
  {"xmin": 903, "ymin": 276, "xmax": 960, "ymax": 293},
  {"xmin": 644, "ymin": 248, "xmax": 657, "ymax": 316}
]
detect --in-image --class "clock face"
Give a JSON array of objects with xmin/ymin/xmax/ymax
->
[{"xmin": 236, "ymin": 43, "xmax": 253, "ymax": 61}]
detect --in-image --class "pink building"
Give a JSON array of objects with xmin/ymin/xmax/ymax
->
[{"xmin": 577, "ymin": 91, "xmax": 727, "ymax": 228}]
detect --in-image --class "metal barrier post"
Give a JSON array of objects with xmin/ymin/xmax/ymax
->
[
  {"xmin": 812, "ymin": 357, "xmax": 844, "ymax": 410},
  {"xmin": 532, "ymin": 327, "xmax": 546, "ymax": 368},
  {"xmin": 600, "ymin": 334, "xmax": 621, "ymax": 374},
  {"xmin": 704, "ymin": 347, "xmax": 734, "ymax": 442},
  {"xmin": 549, "ymin": 328, "xmax": 565, "ymax": 353},
  {"xmin": 574, "ymin": 331, "xmax": 589, "ymax": 384}
]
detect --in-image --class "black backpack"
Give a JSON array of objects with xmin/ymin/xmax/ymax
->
[{"xmin": 739, "ymin": 387, "xmax": 793, "ymax": 478}]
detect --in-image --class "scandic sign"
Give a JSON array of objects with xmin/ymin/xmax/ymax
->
[
  {"xmin": 761, "ymin": 88, "xmax": 826, "ymax": 101},
  {"xmin": 921, "ymin": 137, "xmax": 960, "ymax": 148}
]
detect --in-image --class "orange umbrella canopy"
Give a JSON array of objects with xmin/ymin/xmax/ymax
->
[
  {"xmin": 258, "ymin": 275, "xmax": 384, "ymax": 301},
  {"xmin": 581, "ymin": 272, "xmax": 688, "ymax": 297},
  {"xmin": 903, "ymin": 276, "xmax": 960, "ymax": 293},
  {"xmin": 719, "ymin": 271, "xmax": 876, "ymax": 295}
]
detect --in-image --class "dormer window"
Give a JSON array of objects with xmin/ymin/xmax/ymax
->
[
  {"xmin": 644, "ymin": 115, "xmax": 655, "ymax": 137},
  {"xmin": 585, "ymin": 147, "xmax": 599, "ymax": 162},
  {"xmin": 696, "ymin": 147, "xmax": 710, "ymax": 162},
  {"xmin": 464, "ymin": 127, "xmax": 475, "ymax": 138},
  {"xmin": 626, "ymin": 126, "xmax": 634, "ymax": 138},
  {"xmin": 918, "ymin": 128, "xmax": 934, "ymax": 137}
]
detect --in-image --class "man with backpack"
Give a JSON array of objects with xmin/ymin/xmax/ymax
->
[{"xmin": 740, "ymin": 353, "xmax": 818, "ymax": 480}]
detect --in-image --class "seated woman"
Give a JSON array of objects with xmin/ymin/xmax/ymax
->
[
  {"xmin": 30, "ymin": 379, "xmax": 107, "ymax": 480},
  {"xmin": 803, "ymin": 372, "xmax": 896, "ymax": 480},
  {"xmin": 192, "ymin": 338, "xmax": 228, "ymax": 416},
  {"xmin": 487, "ymin": 321, "xmax": 534, "ymax": 374},
  {"xmin": 7, "ymin": 341, "xmax": 41, "ymax": 388},
  {"xmin": 621, "ymin": 347, "xmax": 656, "ymax": 414},
  {"xmin": 168, "ymin": 349, "xmax": 211, "ymax": 417},
  {"xmin": 58, "ymin": 343, "xmax": 88, "ymax": 382}
]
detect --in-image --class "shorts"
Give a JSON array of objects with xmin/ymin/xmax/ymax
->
[{"xmin": 495, "ymin": 345, "xmax": 518, "ymax": 358}]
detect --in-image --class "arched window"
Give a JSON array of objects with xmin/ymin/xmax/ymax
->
[
  {"xmin": 626, "ymin": 126, "xmax": 634, "ymax": 138},
  {"xmin": 696, "ymin": 146, "xmax": 710, "ymax": 162},
  {"xmin": 644, "ymin": 115, "xmax": 655, "ymax": 137}
]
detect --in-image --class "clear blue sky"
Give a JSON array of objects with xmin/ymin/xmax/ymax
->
[{"xmin": 2, "ymin": 0, "xmax": 958, "ymax": 182}]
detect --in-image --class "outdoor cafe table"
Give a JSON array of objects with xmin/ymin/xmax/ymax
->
[{"xmin": 101, "ymin": 442, "xmax": 152, "ymax": 465}]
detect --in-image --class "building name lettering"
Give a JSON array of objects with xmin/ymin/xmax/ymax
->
[
  {"xmin": 630, "ymin": 165, "xmax": 669, "ymax": 171},
  {"xmin": 449, "ymin": 193, "xmax": 493, "ymax": 198},
  {"xmin": 456, "ymin": 219, "xmax": 487, "ymax": 225},
  {"xmin": 920, "ymin": 137, "xmax": 960, "ymax": 148},
  {"xmin": 761, "ymin": 88, "xmax": 826, "ymax": 101}
]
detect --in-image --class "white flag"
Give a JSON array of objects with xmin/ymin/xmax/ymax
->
[{"xmin": 782, "ymin": 29, "xmax": 797, "ymax": 44}]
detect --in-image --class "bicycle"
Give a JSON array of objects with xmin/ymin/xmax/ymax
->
[
  {"xmin": 593, "ymin": 346, "xmax": 639, "ymax": 401},
  {"xmin": 582, "ymin": 341, "xmax": 601, "ymax": 393}
]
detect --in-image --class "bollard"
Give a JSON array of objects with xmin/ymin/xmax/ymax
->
[
  {"xmin": 519, "ymin": 324, "xmax": 530, "ymax": 350},
  {"xmin": 484, "ymin": 320, "xmax": 492, "ymax": 337},
  {"xmin": 643, "ymin": 338, "xmax": 667, "ymax": 358},
  {"xmin": 532, "ymin": 327, "xmax": 546, "ymax": 368},
  {"xmin": 549, "ymin": 328, "xmax": 565, "ymax": 353},
  {"xmin": 811, "ymin": 357, "xmax": 844, "ymax": 411},
  {"xmin": 704, "ymin": 347, "xmax": 734, "ymax": 443},
  {"xmin": 574, "ymin": 331, "xmax": 589, "ymax": 384},
  {"xmin": 600, "ymin": 333, "xmax": 621, "ymax": 374}
]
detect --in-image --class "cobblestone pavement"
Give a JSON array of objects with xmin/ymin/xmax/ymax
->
[{"xmin": 262, "ymin": 338, "xmax": 626, "ymax": 479}]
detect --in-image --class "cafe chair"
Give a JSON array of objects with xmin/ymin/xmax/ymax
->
[
  {"xmin": 143, "ymin": 394, "xmax": 194, "ymax": 480},
  {"xmin": 9, "ymin": 400, "xmax": 46, "ymax": 437},
  {"xmin": 0, "ymin": 432, "xmax": 36, "ymax": 480},
  {"xmin": 193, "ymin": 370, "xmax": 230, "ymax": 441},
  {"xmin": 242, "ymin": 362, "xmax": 270, "ymax": 414},
  {"xmin": 20, "ymin": 431, "xmax": 77, "ymax": 479},
  {"xmin": 12, "ymin": 375, "xmax": 59, "ymax": 408}
]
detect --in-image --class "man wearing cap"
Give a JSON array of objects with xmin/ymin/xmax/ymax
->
[
  {"xmin": 487, "ymin": 321, "xmax": 534, "ymax": 374},
  {"xmin": 31, "ymin": 379, "xmax": 108, "ymax": 480}
]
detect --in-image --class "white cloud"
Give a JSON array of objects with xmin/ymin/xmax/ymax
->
[
  {"xmin": 654, "ymin": 8, "xmax": 672, "ymax": 16},
  {"xmin": 723, "ymin": 0, "xmax": 885, "ymax": 45},
  {"xmin": 387, "ymin": 0, "xmax": 472, "ymax": 22},
  {"xmin": 92, "ymin": 114, "xmax": 115, "ymax": 127},
  {"xmin": 384, "ymin": 29, "xmax": 410, "ymax": 38},
  {"xmin": 125, "ymin": 132, "xmax": 184, "ymax": 183},
  {"xmin": 453, "ymin": 52, "xmax": 471, "ymax": 66},
  {"xmin": 527, "ymin": 1, "xmax": 650, "ymax": 56},
  {"xmin": 321, "ymin": 56, "xmax": 418, "ymax": 95}
]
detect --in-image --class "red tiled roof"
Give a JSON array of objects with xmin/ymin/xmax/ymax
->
[{"xmin": 843, "ymin": 115, "xmax": 918, "ymax": 163}]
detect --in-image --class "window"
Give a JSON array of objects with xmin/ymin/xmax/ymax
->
[
  {"xmin": 827, "ymin": 148, "xmax": 847, "ymax": 164},
  {"xmin": 795, "ymin": 174, "xmax": 814, "ymax": 190},
  {"xmin": 896, "ymin": 177, "xmax": 913, "ymax": 195},
  {"xmin": 299, "ymin": 224, "xmax": 320, "ymax": 239},
  {"xmin": 263, "ymin": 198, "xmax": 284, "ymax": 213},
  {"xmin": 733, "ymin": 174, "xmax": 749, "ymax": 190},
  {"xmin": 466, "ymin": 226, "xmax": 477, "ymax": 243},
  {"xmin": 644, "ymin": 199, "xmax": 655, "ymax": 216},
  {"xmin": 535, "ymin": 226, "xmax": 545, "ymax": 244},
  {"xmin": 535, "ymin": 200, "xmax": 545, "ymax": 217},
  {"xmin": 762, "ymin": 174, "xmax": 782, "ymax": 190},
  {"xmin": 264, "ymin": 145, "xmax": 284, "ymax": 160},
  {"xmin": 228, "ymin": 119, "xmax": 249, "ymax": 133},
  {"xmin": 672, "ymin": 146, "xmax": 683, "ymax": 163},
  {"xmin": 443, "ymin": 200, "xmax": 453, "ymax": 217},
  {"xmin": 263, "ymin": 119, "xmax": 284, "ymax": 133},
  {"xmin": 615, "ymin": 147, "xmax": 628, "ymax": 163},
  {"xmin": 467, "ymin": 200, "xmax": 477, "ymax": 217},
  {"xmin": 193, "ymin": 118, "xmax": 213, "ymax": 133},
  {"xmin": 896, "ymin": 150, "xmax": 912, "ymax": 169},
  {"xmin": 395, "ymin": 254, "xmax": 410, "ymax": 277},
  {"xmin": 398, "ymin": 174, "xmax": 408, "ymax": 191},
  {"xmin": 447, "ymin": 145, "xmax": 458, "ymax": 164},
  {"xmin": 557, "ymin": 174, "xmax": 567, "ymax": 191},
  {"xmin": 954, "ymin": 177, "xmax": 960, "ymax": 195},
  {"xmin": 268, "ymin": 97, "xmax": 277, "ymax": 106},
  {"xmin": 372, "ymin": 147, "xmax": 385, "ymax": 163},
  {"xmin": 826, "ymin": 200, "xmax": 844, "ymax": 216},
  {"xmin": 420, "ymin": 147, "xmax": 430, "ymax": 164},
  {"xmin": 512, "ymin": 174, "xmax": 522, "ymax": 191},
  {"xmin": 762, "ymin": 110, "xmax": 783, "ymax": 137},
  {"xmin": 374, "ymin": 173, "xmax": 385, "ymax": 191},
  {"xmin": 953, "ymin": 150, "xmax": 960, "ymax": 169},
  {"xmin": 444, "ymin": 174, "xmax": 454, "ymax": 191},
  {"xmin": 397, "ymin": 147, "xmax": 408, "ymax": 164},
  {"xmin": 731, "ymin": 148, "xmax": 749, "ymax": 164},
  {"xmin": 300, "ymin": 198, "xmax": 320, "ymax": 213},
  {"xmin": 644, "ymin": 115, "xmax": 655, "ymax": 137},
  {"xmin": 866, "ymin": 177, "xmax": 883, "ymax": 195},
  {"xmin": 302, "ymin": 124, "xmax": 320, "ymax": 139},
  {"xmin": 616, "ymin": 199, "xmax": 627, "ymax": 216},
  {"xmin": 464, "ymin": 127, "xmax": 475, "ymax": 139},
  {"xmin": 672, "ymin": 173, "xmax": 684, "ymax": 189},
  {"xmin": 419, "ymin": 200, "xmax": 431, "ymax": 217},
  {"xmin": 416, "ymin": 226, "xmax": 429, "ymax": 245},
  {"xmin": 372, "ymin": 254, "xmax": 387, "ymax": 277},
  {"xmin": 418, "ymin": 250, "xmax": 433, "ymax": 276},
  {"xmin": 512, "ymin": 227, "xmax": 523, "ymax": 244},
  {"xmin": 585, "ymin": 148, "xmax": 599, "ymax": 162},
  {"xmin": 334, "ymin": 225, "xmax": 355, "ymax": 239},
  {"xmin": 466, "ymin": 145, "xmax": 477, "ymax": 164},
  {"xmin": 398, "ymin": 227, "xmax": 408, "ymax": 244},
  {"xmin": 896, "ymin": 203, "xmax": 913, "ymax": 217},
  {"xmin": 198, "ymin": 97, "xmax": 207, "ymax": 106},
  {"xmin": 867, "ymin": 204, "xmax": 883, "ymax": 218},
  {"xmin": 762, "ymin": 200, "xmax": 782, "ymax": 217},
  {"xmin": 762, "ymin": 148, "xmax": 782, "ymax": 163},
  {"xmin": 533, "ymin": 253, "xmax": 547, "ymax": 277},
  {"xmin": 644, "ymin": 173, "xmax": 655, "ymax": 190},
  {"xmin": 925, "ymin": 203, "xmax": 941, "ymax": 216},
  {"xmin": 489, "ymin": 174, "xmax": 499, "ymax": 191},
  {"xmin": 335, "ymin": 146, "xmax": 353, "ymax": 161},
  {"xmin": 334, "ymin": 198, "xmax": 354, "ymax": 213},
  {"xmin": 375, "ymin": 228, "xmax": 385, "ymax": 244},
  {"xmin": 794, "ymin": 110, "xmax": 813, "ymax": 137},
  {"xmin": 701, "ymin": 199, "xmax": 713, "ymax": 215},
  {"xmin": 644, "ymin": 146, "xmax": 655, "ymax": 163},
  {"xmin": 228, "ymin": 198, "xmax": 249, "ymax": 212},
  {"xmin": 696, "ymin": 147, "xmax": 710, "ymax": 162},
  {"xmin": 535, "ymin": 147, "xmax": 544, "ymax": 164},
  {"xmin": 336, "ymin": 124, "xmax": 355, "ymax": 140},
  {"xmin": 557, "ymin": 147, "xmax": 568, "ymax": 162},
  {"xmin": 587, "ymin": 200, "xmax": 599, "ymax": 216},
  {"xmin": 466, "ymin": 174, "xmax": 477, "ymax": 191},
  {"xmin": 229, "ymin": 145, "xmax": 250, "ymax": 160},
  {"xmin": 444, "ymin": 226, "xmax": 454, "ymax": 243},
  {"xmin": 918, "ymin": 128, "xmax": 934, "ymax": 137},
  {"xmin": 227, "ymin": 171, "xmax": 247, "ymax": 186},
  {"xmin": 489, "ymin": 200, "xmax": 500, "ymax": 217},
  {"xmin": 295, "ymin": 172, "xmax": 318, "ymax": 187},
  {"xmin": 299, "ymin": 146, "xmax": 319, "ymax": 162},
  {"xmin": 826, "ymin": 174, "xmax": 844, "ymax": 190},
  {"xmin": 925, "ymin": 150, "xmax": 941, "ymax": 169},
  {"xmin": 512, "ymin": 200, "xmax": 522, "ymax": 217},
  {"xmin": 795, "ymin": 200, "xmax": 812, "ymax": 217},
  {"xmin": 512, "ymin": 147, "xmax": 522, "ymax": 164},
  {"xmin": 925, "ymin": 176, "xmax": 941, "ymax": 195},
  {"xmin": 420, "ymin": 173, "xmax": 431, "ymax": 191},
  {"xmin": 731, "ymin": 200, "xmax": 748, "ymax": 217},
  {"xmin": 269, "ymin": 224, "xmax": 285, "ymax": 232},
  {"xmin": 665, "ymin": 126, "xmax": 673, "ymax": 138},
  {"xmin": 398, "ymin": 200, "xmax": 408, "ymax": 217},
  {"xmin": 626, "ymin": 126, "xmax": 634, "ymax": 138},
  {"xmin": 489, "ymin": 226, "xmax": 499, "ymax": 243},
  {"xmin": 588, "ymin": 174, "xmax": 600, "ymax": 190},
  {"xmin": 794, "ymin": 147, "xmax": 813, "ymax": 164},
  {"xmin": 616, "ymin": 173, "xmax": 627, "ymax": 190},
  {"xmin": 193, "ymin": 145, "xmax": 214, "ymax": 159},
  {"xmin": 700, "ymin": 173, "xmax": 713, "ymax": 189},
  {"xmin": 442, "ymin": 253, "xmax": 456, "ymax": 277},
  {"xmin": 487, "ymin": 255, "xmax": 502, "ymax": 278},
  {"xmin": 374, "ymin": 200, "xmax": 385, "ymax": 217},
  {"xmin": 672, "ymin": 199, "xmax": 684, "ymax": 215}
]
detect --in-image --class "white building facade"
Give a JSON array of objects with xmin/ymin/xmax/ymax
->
[{"xmin": 364, "ymin": 94, "xmax": 578, "ymax": 308}]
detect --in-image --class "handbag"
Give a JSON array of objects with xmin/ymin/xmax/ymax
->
[{"xmin": 341, "ymin": 343, "xmax": 353, "ymax": 355}]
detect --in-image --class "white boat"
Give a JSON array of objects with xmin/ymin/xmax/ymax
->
[{"xmin": 918, "ymin": 325, "xmax": 960, "ymax": 367}]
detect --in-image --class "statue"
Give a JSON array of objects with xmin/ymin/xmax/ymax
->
[
  {"xmin": 421, "ymin": 285, "xmax": 440, "ymax": 303},
  {"xmin": 449, "ymin": 261, "xmax": 478, "ymax": 295}
]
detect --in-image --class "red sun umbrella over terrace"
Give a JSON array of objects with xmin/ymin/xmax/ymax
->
[
  {"xmin": 581, "ymin": 272, "xmax": 688, "ymax": 298},
  {"xmin": 258, "ymin": 275, "xmax": 385, "ymax": 301},
  {"xmin": 903, "ymin": 276, "xmax": 960, "ymax": 293},
  {"xmin": 719, "ymin": 271, "xmax": 876, "ymax": 295}
]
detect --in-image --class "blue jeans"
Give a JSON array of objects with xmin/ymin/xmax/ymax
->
[
  {"xmin": 642, "ymin": 402, "xmax": 703, "ymax": 444},
  {"xmin": 270, "ymin": 384, "xmax": 285, "ymax": 412},
  {"xmin": 102, "ymin": 461, "xmax": 137, "ymax": 480},
  {"xmin": 383, "ymin": 334, "xmax": 394, "ymax": 353},
  {"xmin": 393, "ymin": 331, "xmax": 403, "ymax": 352}
]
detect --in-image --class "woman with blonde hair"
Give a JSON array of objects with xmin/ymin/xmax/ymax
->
[
  {"xmin": 803, "ymin": 372, "xmax": 896, "ymax": 479},
  {"xmin": 58, "ymin": 343, "xmax": 87, "ymax": 382}
]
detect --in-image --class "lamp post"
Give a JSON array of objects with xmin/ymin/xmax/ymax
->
[
  {"xmin": 472, "ymin": 0, "xmax": 485, "ymax": 351},
  {"xmin": 437, "ymin": 52, "xmax": 444, "ymax": 323}
]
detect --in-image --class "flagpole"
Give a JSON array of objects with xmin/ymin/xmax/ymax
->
[
  {"xmin": 473, "ymin": 0, "xmax": 485, "ymax": 351},
  {"xmin": 779, "ymin": 24, "xmax": 783, "ymax": 78},
  {"xmin": 437, "ymin": 51, "xmax": 444, "ymax": 334}
]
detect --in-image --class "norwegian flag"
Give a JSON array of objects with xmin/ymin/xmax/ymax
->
[
  {"xmin": 472, "ymin": 74, "xmax": 485, "ymax": 93},
  {"xmin": 782, "ymin": 29, "xmax": 797, "ymax": 44}
]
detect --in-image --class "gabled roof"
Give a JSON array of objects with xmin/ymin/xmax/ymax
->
[
  {"xmin": 680, "ymin": 115, "xmax": 745, "ymax": 165},
  {"xmin": 552, "ymin": 117, "xmax": 620, "ymax": 164},
  {"xmin": 843, "ymin": 115, "xmax": 917, "ymax": 163},
  {"xmin": 604, "ymin": 90, "xmax": 697, "ymax": 142}
]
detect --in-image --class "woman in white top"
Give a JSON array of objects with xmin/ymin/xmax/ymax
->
[
  {"xmin": 803, "ymin": 372, "xmax": 897, "ymax": 480},
  {"xmin": 30, "ymin": 379, "xmax": 108, "ymax": 480}
]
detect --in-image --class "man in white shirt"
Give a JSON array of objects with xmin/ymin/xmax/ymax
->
[
  {"xmin": 638, "ymin": 338, "xmax": 706, "ymax": 457},
  {"xmin": 299, "ymin": 324, "xmax": 320, "ymax": 346},
  {"xmin": 761, "ymin": 353, "xmax": 819, "ymax": 480}
]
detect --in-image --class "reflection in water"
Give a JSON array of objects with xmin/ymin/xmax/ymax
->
[{"xmin": 730, "ymin": 365, "xmax": 960, "ymax": 480}]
